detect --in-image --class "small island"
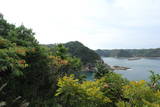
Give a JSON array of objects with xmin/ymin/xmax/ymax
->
[
  {"xmin": 111, "ymin": 65, "xmax": 130, "ymax": 70},
  {"xmin": 128, "ymin": 57, "xmax": 141, "ymax": 60}
]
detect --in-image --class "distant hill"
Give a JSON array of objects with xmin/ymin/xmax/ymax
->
[
  {"xmin": 44, "ymin": 41, "xmax": 102, "ymax": 65},
  {"xmin": 64, "ymin": 41, "xmax": 101, "ymax": 65},
  {"xmin": 96, "ymin": 48, "xmax": 160, "ymax": 57}
]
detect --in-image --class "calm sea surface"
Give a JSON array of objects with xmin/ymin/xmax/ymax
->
[
  {"xmin": 103, "ymin": 57, "xmax": 160, "ymax": 81},
  {"xmin": 86, "ymin": 57, "xmax": 160, "ymax": 81}
]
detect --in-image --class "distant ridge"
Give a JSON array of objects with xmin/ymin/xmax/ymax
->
[{"xmin": 96, "ymin": 48, "xmax": 160, "ymax": 57}]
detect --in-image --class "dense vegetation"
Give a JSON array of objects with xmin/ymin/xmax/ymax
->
[
  {"xmin": 46, "ymin": 41, "xmax": 101, "ymax": 65},
  {"xmin": 96, "ymin": 49, "xmax": 160, "ymax": 57},
  {"xmin": 64, "ymin": 41, "xmax": 101, "ymax": 65},
  {"xmin": 1, "ymin": 14, "xmax": 160, "ymax": 107}
]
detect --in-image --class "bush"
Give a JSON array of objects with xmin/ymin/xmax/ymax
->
[
  {"xmin": 99, "ymin": 72, "xmax": 128, "ymax": 106},
  {"xmin": 55, "ymin": 75, "xmax": 111, "ymax": 107},
  {"xmin": 121, "ymin": 80, "xmax": 160, "ymax": 107}
]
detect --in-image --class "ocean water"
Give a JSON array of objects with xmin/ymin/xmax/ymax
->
[
  {"xmin": 103, "ymin": 57, "xmax": 160, "ymax": 81},
  {"xmin": 86, "ymin": 57, "xmax": 160, "ymax": 81}
]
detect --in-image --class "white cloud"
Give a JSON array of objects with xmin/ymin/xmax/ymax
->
[{"xmin": 0, "ymin": 0, "xmax": 160, "ymax": 49}]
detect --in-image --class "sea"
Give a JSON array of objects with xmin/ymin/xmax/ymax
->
[{"xmin": 86, "ymin": 57, "xmax": 160, "ymax": 81}]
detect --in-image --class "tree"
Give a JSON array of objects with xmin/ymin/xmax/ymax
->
[
  {"xmin": 149, "ymin": 71, "xmax": 160, "ymax": 90},
  {"xmin": 94, "ymin": 62, "xmax": 111, "ymax": 79},
  {"xmin": 0, "ymin": 17, "xmax": 38, "ymax": 47},
  {"xmin": 100, "ymin": 72, "xmax": 129, "ymax": 106},
  {"xmin": 0, "ymin": 13, "xmax": 3, "ymax": 19}
]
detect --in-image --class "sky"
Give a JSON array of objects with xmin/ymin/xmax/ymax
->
[{"xmin": 0, "ymin": 0, "xmax": 160, "ymax": 49}]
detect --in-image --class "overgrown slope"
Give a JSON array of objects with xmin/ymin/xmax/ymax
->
[{"xmin": 64, "ymin": 41, "xmax": 101, "ymax": 65}]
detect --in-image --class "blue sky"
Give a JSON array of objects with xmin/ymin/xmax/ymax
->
[{"xmin": 0, "ymin": 0, "xmax": 160, "ymax": 49}]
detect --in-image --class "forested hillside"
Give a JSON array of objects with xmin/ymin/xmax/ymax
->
[
  {"xmin": 65, "ymin": 41, "xmax": 101, "ymax": 65},
  {"xmin": 96, "ymin": 49, "xmax": 160, "ymax": 57},
  {"xmin": 45, "ymin": 41, "xmax": 101, "ymax": 65},
  {"xmin": 1, "ymin": 14, "xmax": 160, "ymax": 107}
]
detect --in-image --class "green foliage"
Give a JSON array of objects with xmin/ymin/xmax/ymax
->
[
  {"xmin": 149, "ymin": 71, "xmax": 160, "ymax": 90},
  {"xmin": 7, "ymin": 25, "xmax": 38, "ymax": 47},
  {"xmin": 55, "ymin": 72, "xmax": 129, "ymax": 107},
  {"xmin": 54, "ymin": 44, "xmax": 69, "ymax": 59},
  {"xmin": 0, "ymin": 37, "xmax": 15, "ymax": 49},
  {"xmin": 0, "ymin": 13, "xmax": 3, "ymax": 19},
  {"xmin": 55, "ymin": 75, "xmax": 111, "ymax": 107},
  {"xmin": 0, "ymin": 16, "xmax": 50, "ymax": 106},
  {"xmin": 96, "ymin": 49, "xmax": 132, "ymax": 57},
  {"xmin": 0, "ymin": 40, "xmax": 28, "ymax": 77},
  {"xmin": 64, "ymin": 41, "xmax": 101, "ymax": 65},
  {"xmin": 49, "ymin": 44, "xmax": 82, "ymax": 77},
  {"xmin": 94, "ymin": 62, "xmax": 111, "ymax": 79},
  {"xmin": 100, "ymin": 73, "xmax": 129, "ymax": 105},
  {"xmin": 121, "ymin": 80, "xmax": 160, "ymax": 107},
  {"xmin": 116, "ymin": 101, "xmax": 131, "ymax": 107},
  {"xmin": 0, "ymin": 18, "xmax": 38, "ymax": 47}
]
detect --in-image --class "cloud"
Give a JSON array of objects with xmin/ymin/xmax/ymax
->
[{"xmin": 0, "ymin": 0, "xmax": 160, "ymax": 49}]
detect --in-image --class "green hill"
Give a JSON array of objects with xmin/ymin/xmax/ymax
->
[
  {"xmin": 45, "ymin": 41, "xmax": 102, "ymax": 65},
  {"xmin": 64, "ymin": 41, "xmax": 101, "ymax": 65}
]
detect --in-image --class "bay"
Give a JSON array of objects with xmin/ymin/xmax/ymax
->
[
  {"xmin": 103, "ymin": 57, "xmax": 160, "ymax": 81},
  {"xmin": 86, "ymin": 57, "xmax": 160, "ymax": 81}
]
